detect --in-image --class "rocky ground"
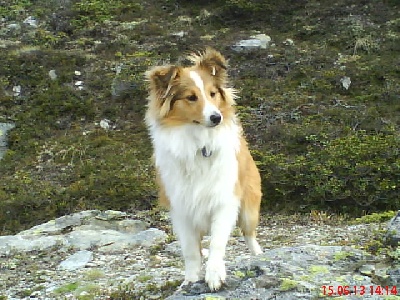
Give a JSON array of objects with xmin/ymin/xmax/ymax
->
[{"xmin": 1, "ymin": 210, "xmax": 399, "ymax": 299}]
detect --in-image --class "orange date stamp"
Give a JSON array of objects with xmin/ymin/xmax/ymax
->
[{"xmin": 322, "ymin": 285, "xmax": 397, "ymax": 296}]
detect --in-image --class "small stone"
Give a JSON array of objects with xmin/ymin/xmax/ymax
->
[
  {"xmin": 58, "ymin": 250, "xmax": 93, "ymax": 270},
  {"xmin": 8, "ymin": 261, "xmax": 17, "ymax": 270},
  {"xmin": 49, "ymin": 70, "xmax": 57, "ymax": 80},
  {"xmin": 172, "ymin": 31, "xmax": 186, "ymax": 38},
  {"xmin": 75, "ymin": 80, "xmax": 84, "ymax": 90},
  {"xmin": 340, "ymin": 76, "xmax": 351, "ymax": 90},
  {"xmin": 359, "ymin": 264, "xmax": 375, "ymax": 276},
  {"xmin": 30, "ymin": 290, "xmax": 41, "ymax": 297},
  {"xmin": 283, "ymin": 38, "xmax": 294, "ymax": 46},
  {"xmin": 99, "ymin": 119, "xmax": 110, "ymax": 130},
  {"xmin": 23, "ymin": 16, "xmax": 38, "ymax": 27},
  {"xmin": 232, "ymin": 34, "xmax": 271, "ymax": 52},
  {"xmin": 12, "ymin": 85, "xmax": 21, "ymax": 97}
]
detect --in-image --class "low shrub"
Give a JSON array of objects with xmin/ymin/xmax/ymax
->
[{"xmin": 256, "ymin": 130, "xmax": 399, "ymax": 214}]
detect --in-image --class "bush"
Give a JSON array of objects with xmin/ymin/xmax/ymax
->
[{"xmin": 257, "ymin": 130, "xmax": 400, "ymax": 213}]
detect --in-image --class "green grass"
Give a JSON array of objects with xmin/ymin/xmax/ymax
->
[{"xmin": 55, "ymin": 282, "xmax": 79, "ymax": 294}]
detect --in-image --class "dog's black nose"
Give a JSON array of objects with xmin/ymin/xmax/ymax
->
[{"xmin": 210, "ymin": 113, "xmax": 222, "ymax": 125}]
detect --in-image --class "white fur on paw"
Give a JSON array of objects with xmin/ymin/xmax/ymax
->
[
  {"xmin": 245, "ymin": 237, "xmax": 263, "ymax": 255},
  {"xmin": 205, "ymin": 260, "xmax": 226, "ymax": 291},
  {"xmin": 252, "ymin": 243, "xmax": 263, "ymax": 255},
  {"xmin": 183, "ymin": 274, "xmax": 200, "ymax": 285}
]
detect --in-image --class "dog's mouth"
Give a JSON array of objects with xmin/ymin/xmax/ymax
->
[{"xmin": 192, "ymin": 120, "xmax": 220, "ymax": 128}]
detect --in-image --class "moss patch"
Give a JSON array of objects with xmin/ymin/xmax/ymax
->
[
  {"xmin": 334, "ymin": 251, "xmax": 353, "ymax": 261},
  {"xmin": 309, "ymin": 265, "xmax": 329, "ymax": 275},
  {"xmin": 108, "ymin": 279, "xmax": 182, "ymax": 299},
  {"xmin": 279, "ymin": 278, "xmax": 298, "ymax": 291},
  {"xmin": 54, "ymin": 282, "xmax": 79, "ymax": 294}
]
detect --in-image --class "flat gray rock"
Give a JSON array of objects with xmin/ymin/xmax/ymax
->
[
  {"xmin": 0, "ymin": 235, "xmax": 66, "ymax": 255},
  {"xmin": 232, "ymin": 34, "xmax": 272, "ymax": 52},
  {"xmin": 18, "ymin": 210, "xmax": 100, "ymax": 236},
  {"xmin": 98, "ymin": 228, "xmax": 168, "ymax": 252},
  {"xmin": 58, "ymin": 250, "xmax": 93, "ymax": 270},
  {"xmin": 0, "ymin": 211, "xmax": 164, "ymax": 255}
]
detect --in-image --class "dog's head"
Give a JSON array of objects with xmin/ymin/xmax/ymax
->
[{"xmin": 145, "ymin": 48, "xmax": 236, "ymax": 127}]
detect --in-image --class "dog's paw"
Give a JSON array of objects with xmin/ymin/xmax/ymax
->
[
  {"xmin": 205, "ymin": 260, "xmax": 226, "ymax": 291},
  {"xmin": 183, "ymin": 274, "xmax": 200, "ymax": 286},
  {"xmin": 252, "ymin": 243, "xmax": 263, "ymax": 255},
  {"xmin": 245, "ymin": 236, "xmax": 263, "ymax": 255}
]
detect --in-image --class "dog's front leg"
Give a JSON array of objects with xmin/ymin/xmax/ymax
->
[
  {"xmin": 172, "ymin": 212, "xmax": 202, "ymax": 284},
  {"xmin": 205, "ymin": 204, "xmax": 238, "ymax": 291}
]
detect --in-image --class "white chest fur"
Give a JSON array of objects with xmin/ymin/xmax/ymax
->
[{"xmin": 149, "ymin": 122, "xmax": 241, "ymax": 231}]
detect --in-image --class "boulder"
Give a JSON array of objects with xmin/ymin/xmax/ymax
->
[
  {"xmin": 0, "ymin": 211, "xmax": 165, "ymax": 255},
  {"xmin": 386, "ymin": 210, "xmax": 400, "ymax": 246}
]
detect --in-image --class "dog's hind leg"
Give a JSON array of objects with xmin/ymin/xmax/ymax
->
[
  {"xmin": 237, "ymin": 138, "xmax": 263, "ymax": 255},
  {"xmin": 239, "ymin": 196, "xmax": 262, "ymax": 255}
]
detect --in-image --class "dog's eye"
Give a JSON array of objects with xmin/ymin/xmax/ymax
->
[
  {"xmin": 210, "ymin": 91, "xmax": 216, "ymax": 98},
  {"xmin": 187, "ymin": 95, "xmax": 198, "ymax": 102}
]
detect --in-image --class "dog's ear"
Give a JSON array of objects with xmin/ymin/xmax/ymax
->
[
  {"xmin": 188, "ymin": 48, "xmax": 228, "ymax": 85},
  {"xmin": 146, "ymin": 65, "xmax": 180, "ymax": 99}
]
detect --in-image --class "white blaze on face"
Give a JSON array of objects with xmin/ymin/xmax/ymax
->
[{"xmin": 189, "ymin": 71, "xmax": 223, "ymax": 126}]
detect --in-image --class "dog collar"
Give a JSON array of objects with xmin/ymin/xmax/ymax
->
[{"xmin": 201, "ymin": 146, "xmax": 213, "ymax": 157}]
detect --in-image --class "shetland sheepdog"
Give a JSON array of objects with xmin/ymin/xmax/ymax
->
[{"xmin": 145, "ymin": 48, "xmax": 262, "ymax": 291}]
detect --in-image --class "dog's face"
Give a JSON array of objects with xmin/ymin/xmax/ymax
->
[{"xmin": 146, "ymin": 48, "xmax": 236, "ymax": 127}]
